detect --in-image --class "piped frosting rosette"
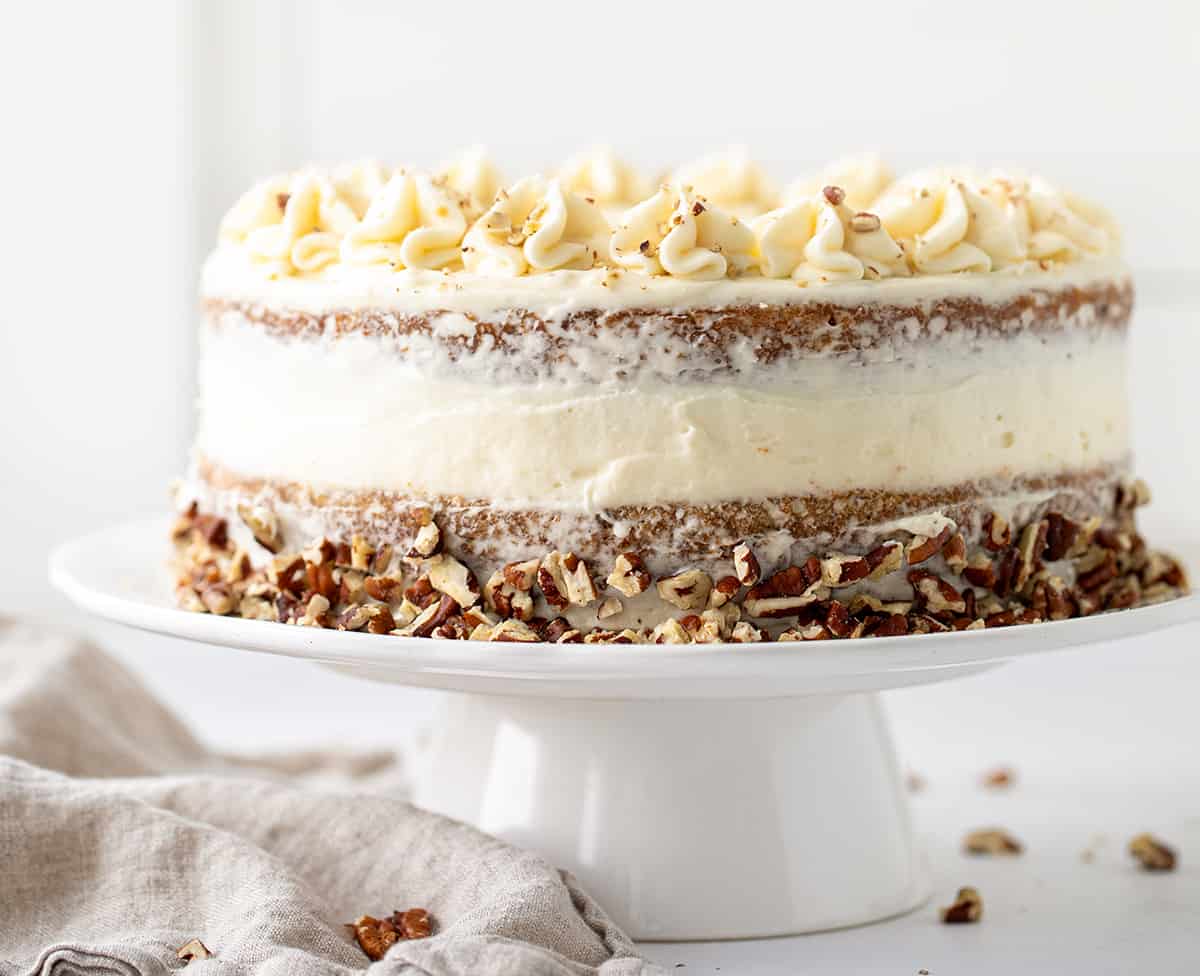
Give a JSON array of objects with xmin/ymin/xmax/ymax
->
[
  {"xmin": 215, "ymin": 153, "xmax": 1120, "ymax": 283},
  {"xmin": 610, "ymin": 183, "xmax": 755, "ymax": 281}
]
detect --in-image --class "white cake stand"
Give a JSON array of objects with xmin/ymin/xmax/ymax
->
[{"xmin": 50, "ymin": 517, "xmax": 1200, "ymax": 940}]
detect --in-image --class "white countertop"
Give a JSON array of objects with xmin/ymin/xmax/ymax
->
[{"xmin": 92, "ymin": 618, "xmax": 1200, "ymax": 975}]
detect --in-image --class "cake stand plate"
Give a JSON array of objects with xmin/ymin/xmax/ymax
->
[{"xmin": 50, "ymin": 518, "xmax": 1200, "ymax": 940}]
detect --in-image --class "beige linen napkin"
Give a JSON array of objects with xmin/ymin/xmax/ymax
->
[{"xmin": 0, "ymin": 619, "xmax": 660, "ymax": 975}]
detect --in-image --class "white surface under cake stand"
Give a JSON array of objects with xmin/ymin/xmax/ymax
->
[{"xmin": 49, "ymin": 517, "xmax": 1200, "ymax": 941}]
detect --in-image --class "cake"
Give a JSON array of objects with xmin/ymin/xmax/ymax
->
[{"xmin": 172, "ymin": 150, "xmax": 1189, "ymax": 643}]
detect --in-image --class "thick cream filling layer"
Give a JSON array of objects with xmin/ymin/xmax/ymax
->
[{"xmin": 196, "ymin": 322, "xmax": 1129, "ymax": 511}]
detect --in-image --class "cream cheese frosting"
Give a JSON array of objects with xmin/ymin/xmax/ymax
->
[
  {"xmin": 212, "ymin": 153, "xmax": 1120, "ymax": 289},
  {"xmin": 610, "ymin": 184, "xmax": 755, "ymax": 280},
  {"xmin": 196, "ymin": 317, "xmax": 1130, "ymax": 510},
  {"xmin": 783, "ymin": 153, "xmax": 893, "ymax": 212},
  {"xmin": 668, "ymin": 148, "xmax": 779, "ymax": 216},
  {"xmin": 340, "ymin": 169, "xmax": 469, "ymax": 270},
  {"xmin": 558, "ymin": 147, "xmax": 651, "ymax": 210},
  {"xmin": 461, "ymin": 176, "xmax": 610, "ymax": 275},
  {"xmin": 753, "ymin": 186, "xmax": 908, "ymax": 283}
]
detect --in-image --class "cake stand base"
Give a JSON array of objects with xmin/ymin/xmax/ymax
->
[{"xmin": 412, "ymin": 691, "xmax": 926, "ymax": 940}]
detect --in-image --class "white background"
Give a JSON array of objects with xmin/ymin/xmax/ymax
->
[{"xmin": 3, "ymin": 2, "xmax": 1200, "ymax": 972}]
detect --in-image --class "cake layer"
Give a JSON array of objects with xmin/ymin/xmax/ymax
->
[
  {"xmin": 183, "ymin": 460, "xmax": 1129, "ymax": 579},
  {"xmin": 196, "ymin": 304, "xmax": 1130, "ymax": 509},
  {"xmin": 172, "ymin": 465, "xmax": 1186, "ymax": 641}
]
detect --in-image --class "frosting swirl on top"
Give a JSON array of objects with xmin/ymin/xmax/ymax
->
[
  {"xmin": 329, "ymin": 159, "xmax": 392, "ymax": 219},
  {"xmin": 462, "ymin": 176, "xmax": 610, "ymax": 275},
  {"xmin": 754, "ymin": 187, "xmax": 907, "ymax": 283},
  {"xmin": 340, "ymin": 169, "xmax": 469, "ymax": 270},
  {"xmin": 784, "ymin": 153, "xmax": 892, "ymax": 211},
  {"xmin": 558, "ymin": 147, "xmax": 651, "ymax": 209},
  {"xmin": 231, "ymin": 172, "xmax": 360, "ymax": 276},
  {"xmin": 668, "ymin": 148, "xmax": 779, "ymax": 215},
  {"xmin": 610, "ymin": 184, "xmax": 755, "ymax": 281},
  {"xmin": 213, "ymin": 154, "xmax": 1121, "ymax": 283},
  {"xmin": 437, "ymin": 146, "xmax": 504, "ymax": 216}
]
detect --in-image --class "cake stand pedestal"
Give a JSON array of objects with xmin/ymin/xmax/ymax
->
[
  {"xmin": 410, "ymin": 691, "xmax": 921, "ymax": 939},
  {"xmin": 49, "ymin": 518, "xmax": 1200, "ymax": 940}
]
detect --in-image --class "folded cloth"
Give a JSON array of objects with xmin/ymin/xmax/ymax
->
[{"xmin": 0, "ymin": 619, "xmax": 661, "ymax": 975}]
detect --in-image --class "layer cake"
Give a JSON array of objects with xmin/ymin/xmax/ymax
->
[{"xmin": 172, "ymin": 152, "xmax": 1188, "ymax": 643}]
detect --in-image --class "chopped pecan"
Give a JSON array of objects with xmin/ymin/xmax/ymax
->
[
  {"xmin": 744, "ymin": 564, "xmax": 826, "ymax": 618},
  {"xmin": 225, "ymin": 548, "xmax": 251, "ymax": 584},
  {"xmin": 1116, "ymin": 477, "xmax": 1152, "ymax": 511},
  {"xmin": 1141, "ymin": 551, "xmax": 1186, "ymax": 588},
  {"xmin": 363, "ymin": 574, "xmax": 402, "ymax": 603},
  {"xmin": 940, "ymin": 886, "xmax": 983, "ymax": 924},
  {"xmin": 778, "ymin": 621, "xmax": 831, "ymax": 641},
  {"xmin": 303, "ymin": 537, "xmax": 336, "ymax": 566},
  {"xmin": 872, "ymin": 613, "xmax": 909, "ymax": 637},
  {"xmin": 730, "ymin": 621, "xmax": 764, "ymax": 642},
  {"xmin": 199, "ymin": 583, "xmax": 235, "ymax": 615},
  {"xmin": 732, "ymin": 541, "xmax": 761, "ymax": 585},
  {"xmin": 427, "ymin": 554, "xmax": 481, "ymax": 608},
  {"xmin": 1129, "ymin": 833, "xmax": 1176, "ymax": 872},
  {"xmin": 821, "ymin": 553, "xmax": 871, "ymax": 588},
  {"xmin": 943, "ymin": 533, "xmax": 967, "ymax": 574},
  {"xmin": 1014, "ymin": 520, "xmax": 1048, "ymax": 591},
  {"xmin": 982, "ymin": 512, "xmax": 1011, "ymax": 551},
  {"xmin": 825, "ymin": 600, "xmax": 852, "ymax": 637},
  {"xmin": 584, "ymin": 628, "xmax": 642, "ymax": 644},
  {"xmin": 865, "ymin": 540, "xmax": 904, "ymax": 579},
  {"xmin": 708, "ymin": 574, "xmax": 741, "ymax": 608},
  {"xmin": 306, "ymin": 560, "xmax": 336, "ymax": 600},
  {"xmin": 541, "ymin": 617, "xmax": 577, "ymax": 643},
  {"xmin": 962, "ymin": 553, "xmax": 996, "ymax": 589},
  {"xmin": 404, "ymin": 576, "xmax": 439, "ymax": 609},
  {"xmin": 981, "ymin": 766, "xmax": 1015, "ymax": 788},
  {"xmin": 371, "ymin": 543, "xmax": 394, "ymax": 576},
  {"xmin": 607, "ymin": 552, "xmax": 652, "ymax": 597},
  {"xmin": 964, "ymin": 828, "xmax": 1023, "ymax": 856},
  {"xmin": 338, "ymin": 603, "xmax": 395, "ymax": 634},
  {"xmin": 176, "ymin": 939, "xmax": 212, "ymax": 962},
  {"xmin": 350, "ymin": 535, "xmax": 374, "ymax": 572},
  {"xmin": 484, "ymin": 568, "xmax": 535, "ymax": 621},
  {"xmin": 489, "ymin": 618, "xmax": 540, "ymax": 642},
  {"xmin": 1105, "ymin": 576, "xmax": 1142, "ymax": 610},
  {"xmin": 1044, "ymin": 512, "xmax": 1081, "ymax": 561},
  {"xmin": 1075, "ymin": 547, "xmax": 1118, "ymax": 592},
  {"xmin": 298, "ymin": 593, "xmax": 330, "ymax": 628},
  {"xmin": 657, "ymin": 569, "xmax": 713, "ymax": 610},
  {"xmin": 906, "ymin": 524, "xmax": 954, "ymax": 565},
  {"xmin": 268, "ymin": 555, "xmax": 306, "ymax": 595},
  {"xmin": 349, "ymin": 909, "xmax": 434, "ymax": 961},
  {"xmin": 237, "ymin": 504, "xmax": 281, "ymax": 553},
  {"xmin": 909, "ymin": 570, "xmax": 966, "ymax": 614},
  {"xmin": 992, "ymin": 549, "xmax": 1020, "ymax": 598},
  {"xmin": 238, "ymin": 594, "xmax": 277, "ymax": 621},
  {"xmin": 396, "ymin": 908, "xmax": 432, "ymax": 939},
  {"xmin": 651, "ymin": 618, "xmax": 692, "ymax": 644},
  {"xmin": 502, "ymin": 558, "xmax": 541, "ymax": 591},
  {"xmin": 408, "ymin": 521, "xmax": 442, "ymax": 559},
  {"xmin": 540, "ymin": 551, "xmax": 598, "ymax": 608},
  {"xmin": 193, "ymin": 514, "xmax": 228, "ymax": 548},
  {"xmin": 405, "ymin": 594, "xmax": 460, "ymax": 637}
]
